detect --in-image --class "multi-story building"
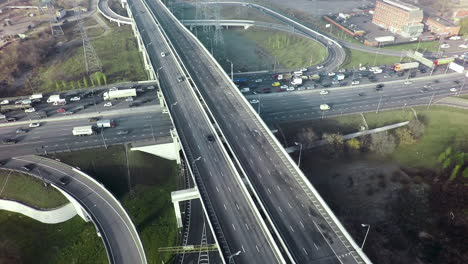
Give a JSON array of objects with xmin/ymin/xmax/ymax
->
[
  {"xmin": 372, "ymin": 0, "xmax": 424, "ymax": 37},
  {"xmin": 425, "ymin": 17, "xmax": 460, "ymax": 36}
]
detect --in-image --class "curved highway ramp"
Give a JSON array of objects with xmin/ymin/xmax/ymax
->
[{"xmin": 7, "ymin": 155, "xmax": 147, "ymax": 264}]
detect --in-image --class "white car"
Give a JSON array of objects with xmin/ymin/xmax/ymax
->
[
  {"xmin": 29, "ymin": 123, "xmax": 40, "ymax": 128},
  {"xmin": 286, "ymin": 87, "xmax": 295, "ymax": 91},
  {"xmin": 450, "ymin": 87, "xmax": 458, "ymax": 92},
  {"xmin": 280, "ymin": 85, "xmax": 288, "ymax": 89},
  {"xmin": 162, "ymin": 109, "xmax": 169, "ymax": 114},
  {"xmin": 410, "ymin": 37, "xmax": 418, "ymax": 41},
  {"xmin": 459, "ymin": 44, "xmax": 468, "ymax": 49},
  {"xmin": 351, "ymin": 81, "xmax": 360, "ymax": 85},
  {"xmin": 320, "ymin": 104, "xmax": 331, "ymax": 111},
  {"xmin": 125, "ymin": 97, "xmax": 134, "ymax": 102},
  {"xmin": 440, "ymin": 44, "xmax": 450, "ymax": 49},
  {"xmin": 255, "ymin": 79, "xmax": 263, "ymax": 83},
  {"xmin": 404, "ymin": 80, "xmax": 413, "ymax": 85},
  {"xmin": 320, "ymin": 90, "xmax": 329, "ymax": 95},
  {"xmin": 449, "ymin": 36, "xmax": 461, "ymax": 40},
  {"xmin": 109, "ymin": 87, "xmax": 118, "ymax": 91},
  {"xmin": 161, "ymin": 52, "xmax": 166, "ymax": 57},
  {"xmin": 327, "ymin": 72, "xmax": 336, "ymax": 76},
  {"xmin": 300, "ymin": 68, "xmax": 307, "ymax": 72},
  {"xmin": 316, "ymin": 65, "xmax": 324, "ymax": 69},
  {"xmin": 24, "ymin": 108, "xmax": 36, "ymax": 113},
  {"xmin": 250, "ymin": 99, "xmax": 259, "ymax": 104},
  {"xmin": 338, "ymin": 69, "xmax": 346, "ymax": 73},
  {"xmin": 0, "ymin": 100, "xmax": 9, "ymax": 105},
  {"xmin": 146, "ymin": 85, "xmax": 155, "ymax": 90},
  {"xmin": 104, "ymin": 102, "xmax": 113, "ymax": 107},
  {"xmin": 70, "ymin": 96, "xmax": 80, "ymax": 101},
  {"xmin": 359, "ymin": 67, "xmax": 367, "ymax": 71}
]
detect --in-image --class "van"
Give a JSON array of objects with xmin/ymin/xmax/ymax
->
[
  {"xmin": 240, "ymin": 88, "xmax": 250, "ymax": 93},
  {"xmin": 320, "ymin": 104, "xmax": 331, "ymax": 111}
]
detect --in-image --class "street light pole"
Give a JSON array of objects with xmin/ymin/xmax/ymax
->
[
  {"xmin": 457, "ymin": 76, "xmax": 466, "ymax": 97},
  {"xmin": 376, "ymin": 94, "xmax": 383, "ymax": 113},
  {"xmin": 227, "ymin": 59, "xmax": 233, "ymax": 80},
  {"xmin": 294, "ymin": 142, "xmax": 303, "ymax": 168},
  {"xmin": 228, "ymin": 250, "xmax": 241, "ymax": 263},
  {"xmin": 427, "ymin": 91, "xmax": 436, "ymax": 110},
  {"xmin": 361, "ymin": 224, "xmax": 371, "ymax": 249}
]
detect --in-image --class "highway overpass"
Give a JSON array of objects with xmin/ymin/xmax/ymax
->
[{"xmin": 129, "ymin": 0, "xmax": 371, "ymax": 263}]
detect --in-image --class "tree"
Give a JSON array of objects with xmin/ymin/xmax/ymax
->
[
  {"xmin": 61, "ymin": 80, "xmax": 67, "ymax": 90},
  {"xmin": 369, "ymin": 131, "xmax": 396, "ymax": 156},
  {"xmin": 297, "ymin": 128, "xmax": 318, "ymax": 147},
  {"xmin": 394, "ymin": 127, "xmax": 415, "ymax": 145},
  {"xmin": 55, "ymin": 81, "xmax": 60, "ymax": 91},
  {"xmin": 322, "ymin": 133, "xmax": 344, "ymax": 157},
  {"xmin": 408, "ymin": 119, "xmax": 425, "ymax": 139},
  {"xmin": 102, "ymin": 73, "xmax": 107, "ymax": 85},
  {"xmin": 83, "ymin": 77, "xmax": 88, "ymax": 88},
  {"xmin": 346, "ymin": 138, "xmax": 361, "ymax": 153}
]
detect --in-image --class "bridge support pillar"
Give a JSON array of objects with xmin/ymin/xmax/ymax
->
[
  {"xmin": 53, "ymin": 185, "xmax": 91, "ymax": 222},
  {"xmin": 171, "ymin": 187, "xmax": 200, "ymax": 228},
  {"xmin": 157, "ymin": 90, "xmax": 165, "ymax": 106},
  {"xmin": 130, "ymin": 129, "xmax": 180, "ymax": 164}
]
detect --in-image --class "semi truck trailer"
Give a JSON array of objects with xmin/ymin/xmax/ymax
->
[
  {"xmin": 103, "ymin": 89, "xmax": 137, "ymax": 101},
  {"xmin": 72, "ymin": 126, "xmax": 95, "ymax": 136}
]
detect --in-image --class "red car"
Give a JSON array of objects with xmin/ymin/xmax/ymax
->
[{"xmin": 56, "ymin": 108, "xmax": 66, "ymax": 113}]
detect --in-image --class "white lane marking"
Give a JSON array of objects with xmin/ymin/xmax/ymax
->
[
  {"xmin": 228, "ymin": 186, "xmax": 231, "ymax": 192},
  {"xmin": 300, "ymin": 221, "xmax": 304, "ymax": 229},
  {"xmin": 290, "ymin": 225, "xmax": 295, "ymax": 232},
  {"xmin": 278, "ymin": 206, "xmax": 283, "ymax": 213},
  {"xmin": 267, "ymin": 188, "xmax": 271, "ymax": 194},
  {"xmin": 223, "ymin": 204, "xmax": 227, "ymax": 210},
  {"xmin": 256, "ymin": 245, "xmax": 260, "ymax": 252},
  {"xmin": 288, "ymin": 202, "xmax": 292, "ymax": 208},
  {"xmin": 303, "ymin": 247, "xmax": 309, "ymax": 255},
  {"xmin": 232, "ymin": 224, "xmax": 236, "ymax": 231},
  {"xmin": 314, "ymin": 243, "xmax": 319, "ymax": 250},
  {"xmin": 241, "ymin": 245, "xmax": 246, "ymax": 252},
  {"xmin": 216, "ymin": 186, "xmax": 219, "ymax": 192},
  {"xmin": 245, "ymin": 223, "xmax": 250, "ymax": 230},
  {"xmin": 236, "ymin": 203, "xmax": 240, "ymax": 210}
]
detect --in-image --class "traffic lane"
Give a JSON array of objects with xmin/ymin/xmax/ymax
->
[
  {"xmin": 9, "ymin": 156, "xmax": 144, "ymax": 264},
  {"xmin": 0, "ymin": 113, "xmax": 172, "ymax": 144},
  {"xmin": 203, "ymin": 69, "xmax": 342, "ymax": 263},
  {"xmin": 135, "ymin": 2, "xmax": 280, "ymax": 262},
  {"xmin": 2, "ymin": 91, "xmax": 159, "ymax": 122},
  {"xmin": 162, "ymin": 11, "xmax": 360, "ymax": 263},
  {"xmin": 164, "ymin": 19, "xmax": 340, "ymax": 262}
]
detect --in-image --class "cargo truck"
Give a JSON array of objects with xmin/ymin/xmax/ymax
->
[
  {"xmin": 393, "ymin": 62, "xmax": 420, "ymax": 71},
  {"xmin": 0, "ymin": 104, "xmax": 31, "ymax": 112},
  {"xmin": 103, "ymin": 89, "xmax": 137, "ymax": 101},
  {"xmin": 96, "ymin": 119, "xmax": 116, "ymax": 128},
  {"xmin": 72, "ymin": 126, "xmax": 95, "ymax": 136},
  {"xmin": 47, "ymin": 95, "xmax": 62, "ymax": 103}
]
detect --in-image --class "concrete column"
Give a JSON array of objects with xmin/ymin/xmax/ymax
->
[
  {"xmin": 173, "ymin": 200, "xmax": 182, "ymax": 227},
  {"xmin": 170, "ymin": 129, "xmax": 181, "ymax": 164},
  {"xmin": 157, "ymin": 90, "xmax": 165, "ymax": 106}
]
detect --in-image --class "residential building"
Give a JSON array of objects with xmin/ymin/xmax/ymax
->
[
  {"xmin": 372, "ymin": 0, "xmax": 424, "ymax": 37},
  {"xmin": 425, "ymin": 17, "xmax": 460, "ymax": 36}
]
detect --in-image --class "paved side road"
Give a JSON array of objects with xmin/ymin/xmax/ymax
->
[{"xmin": 4, "ymin": 155, "xmax": 147, "ymax": 264}]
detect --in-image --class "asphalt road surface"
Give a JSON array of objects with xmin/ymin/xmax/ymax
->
[
  {"xmin": 147, "ymin": 1, "xmax": 366, "ymax": 263},
  {"xmin": 2, "ymin": 155, "xmax": 147, "ymax": 264},
  {"xmin": 251, "ymin": 73, "xmax": 465, "ymax": 123},
  {"xmin": 0, "ymin": 110, "xmax": 172, "ymax": 160},
  {"xmin": 129, "ymin": 0, "xmax": 283, "ymax": 262}
]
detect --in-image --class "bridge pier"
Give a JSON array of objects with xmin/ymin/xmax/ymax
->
[
  {"xmin": 53, "ymin": 185, "xmax": 91, "ymax": 222},
  {"xmin": 171, "ymin": 188, "xmax": 200, "ymax": 228},
  {"xmin": 130, "ymin": 129, "xmax": 181, "ymax": 164}
]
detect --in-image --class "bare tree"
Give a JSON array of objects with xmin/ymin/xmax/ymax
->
[
  {"xmin": 297, "ymin": 127, "xmax": 318, "ymax": 147},
  {"xmin": 322, "ymin": 133, "xmax": 344, "ymax": 157},
  {"xmin": 369, "ymin": 131, "xmax": 396, "ymax": 156},
  {"xmin": 408, "ymin": 119, "xmax": 425, "ymax": 139}
]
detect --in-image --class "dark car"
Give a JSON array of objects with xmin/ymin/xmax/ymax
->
[
  {"xmin": 56, "ymin": 108, "xmax": 66, "ymax": 113},
  {"xmin": 21, "ymin": 164, "xmax": 34, "ymax": 171},
  {"xmin": 420, "ymin": 68, "xmax": 427, "ymax": 73},
  {"xmin": 434, "ymin": 79, "xmax": 440, "ymax": 83},
  {"xmin": 376, "ymin": 84, "xmax": 384, "ymax": 89},
  {"xmin": 129, "ymin": 102, "xmax": 140, "ymax": 107},
  {"xmin": 2, "ymin": 138, "xmax": 17, "ymax": 145},
  {"xmin": 358, "ymin": 92, "xmax": 366, "ymax": 96},
  {"xmin": 177, "ymin": 76, "xmax": 184, "ymax": 83},
  {"xmin": 206, "ymin": 134, "xmax": 215, "ymax": 142},
  {"xmin": 89, "ymin": 117, "xmax": 99, "ymax": 122},
  {"xmin": 420, "ymin": 88, "xmax": 429, "ymax": 93},
  {"xmin": 375, "ymin": 86, "xmax": 383, "ymax": 91},
  {"xmin": 16, "ymin": 128, "xmax": 27, "ymax": 134},
  {"xmin": 59, "ymin": 176, "xmax": 71, "ymax": 185},
  {"xmin": 6, "ymin": 117, "xmax": 16, "ymax": 122}
]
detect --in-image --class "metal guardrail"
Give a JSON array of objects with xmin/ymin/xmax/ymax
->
[{"xmin": 163, "ymin": 1, "xmax": 372, "ymax": 263}]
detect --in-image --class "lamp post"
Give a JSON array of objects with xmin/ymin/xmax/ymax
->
[
  {"xmin": 171, "ymin": 101, "xmax": 178, "ymax": 110},
  {"xmin": 294, "ymin": 142, "xmax": 302, "ymax": 168},
  {"xmin": 228, "ymin": 250, "xmax": 241, "ymax": 263},
  {"xmin": 227, "ymin": 59, "xmax": 234, "ymax": 80},
  {"xmin": 361, "ymin": 224, "xmax": 370, "ymax": 249}
]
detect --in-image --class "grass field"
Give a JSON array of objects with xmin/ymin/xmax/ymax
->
[
  {"xmin": 341, "ymin": 48, "xmax": 407, "ymax": 69},
  {"xmin": 49, "ymin": 145, "xmax": 179, "ymax": 264},
  {"xmin": 0, "ymin": 170, "xmax": 68, "ymax": 209},
  {"xmin": 383, "ymin": 41, "xmax": 440, "ymax": 52},
  {"xmin": 240, "ymin": 28, "xmax": 328, "ymax": 69},
  {"xmin": 32, "ymin": 23, "xmax": 147, "ymax": 93}
]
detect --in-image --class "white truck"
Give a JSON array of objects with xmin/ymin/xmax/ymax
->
[
  {"xmin": 96, "ymin": 119, "xmax": 116, "ymax": 128},
  {"xmin": 320, "ymin": 104, "xmax": 331, "ymax": 111},
  {"xmin": 72, "ymin": 126, "xmax": 95, "ymax": 136},
  {"xmin": 29, "ymin": 94, "xmax": 43, "ymax": 100},
  {"xmin": 103, "ymin": 88, "xmax": 137, "ymax": 101},
  {"xmin": 334, "ymin": 74, "xmax": 345, "ymax": 81},
  {"xmin": 47, "ymin": 95, "xmax": 62, "ymax": 104}
]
